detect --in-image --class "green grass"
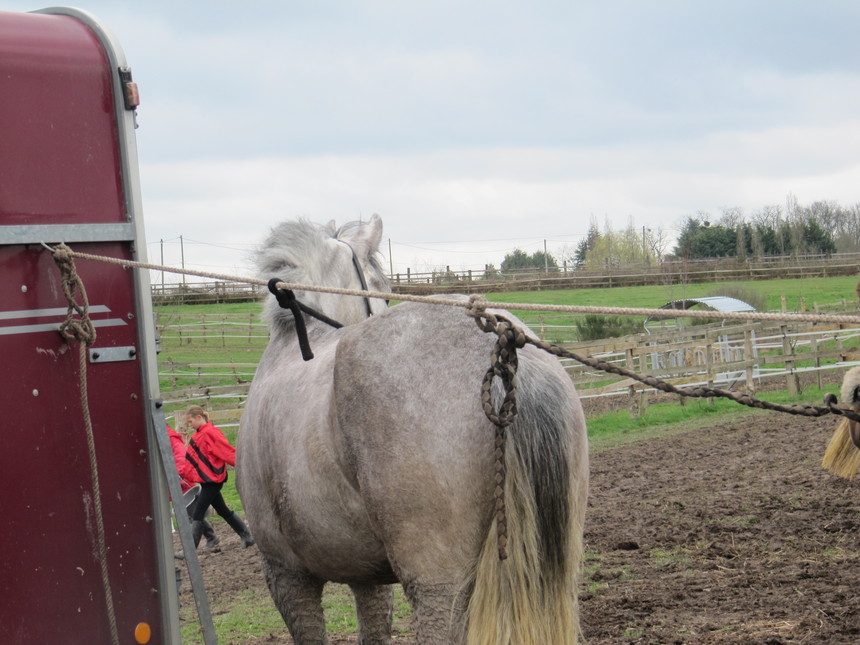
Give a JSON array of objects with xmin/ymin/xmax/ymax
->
[
  {"xmin": 585, "ymin": 381, "xmax": 840, "ymax": 452},
  {"xmin": 180, "ymin": 584, "xmax": 413, "ymax": 644},
  {"xmin": 180, "ymin": 588, "xmax": 288, "ymax": 643},
  {"xmin": 483, "ymin": 275, "xmax": 859, "ymax": 330},
  {"xmin": 485, "ymin": 275, "xmax": 857, "ymax": 312}
]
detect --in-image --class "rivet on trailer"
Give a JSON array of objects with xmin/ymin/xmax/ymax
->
[{"xmin": 0, "ymin": 7, "xmax": 215, "ymax": 644}]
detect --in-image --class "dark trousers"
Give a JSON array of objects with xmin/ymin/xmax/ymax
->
[{"xmin": 191, "ymin": 480, "xmax": 233, "ymax": 522}]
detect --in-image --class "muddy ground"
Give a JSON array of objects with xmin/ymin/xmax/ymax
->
[{"xmin": 177, "ymin": 410, "xmax": 860, "ymax": 644}]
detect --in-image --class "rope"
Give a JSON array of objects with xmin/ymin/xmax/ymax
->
[
  {"xmin": 41, "ymin": 244, "xmax": 860, "ymax": 326},
  {"xmin": 470, "ymin": 311, "xmax": 529, "ymax": 560},
  {"xmin": 465, "ymin": 295, "xmax": 860, "ymax": 425},
  {"xmin": 45, "ymin": 244, "xmax": 860, "ymax": 563},
  {"xmin": 51, "ymin": 245, "xmax": 120, "ymax": 645}
]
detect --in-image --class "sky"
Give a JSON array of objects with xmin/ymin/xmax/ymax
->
[{"xmin": 5, "ymin": 1, "xmax": 860, "ymax": 282}]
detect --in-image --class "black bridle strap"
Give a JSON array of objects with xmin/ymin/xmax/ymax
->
[
  {"xmin": 267, "ymin": 242, "xmax": 376, "ymax": 361},
  {"xmin": 339, "ymin": 240, "xmax": 374, "ymax": 318},
  {"xmin": 268, "ymin": 278, "xmax": 343, "ymax": 361}
]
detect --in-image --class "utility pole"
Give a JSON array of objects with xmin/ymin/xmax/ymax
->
[
  {"xmin": 388, "ymin": 238, "xmax": 394, "ymax": 277},
  {"xmin": 642, "ymin": 226, "xmax": 648, "ymax": 265},
  {"xmin": 160, "ymin": 239, "xmax": 164, "ymax": 290},
  {"xmin": 180, "ymin": 235, "xmax": 186, "ymax": 286},
  {"xmin": 544, "ymin": 239, "xmax": 548, "ymax": 272}
]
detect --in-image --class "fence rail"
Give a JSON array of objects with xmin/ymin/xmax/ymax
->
[{"xmin": 150, "ymin": 252, "xmax": 860, "ymax": 303}]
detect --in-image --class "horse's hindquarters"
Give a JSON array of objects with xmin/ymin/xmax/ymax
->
[
  {"xmin": 333, "ymin": 302, "xmax": 588, "ymax": 644},
  {"xmin": 237, "ymin": 335, "xmax": 395, "ymax": 584}
]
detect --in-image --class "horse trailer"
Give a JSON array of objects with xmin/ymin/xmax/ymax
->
[{"xmin": 0, "ymin": 8, "xmax": 211, "ymax": 644}]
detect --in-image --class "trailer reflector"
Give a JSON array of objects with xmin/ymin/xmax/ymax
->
[{"xmin": 134, "ymin": 621, "xmax": 152, "ymax": 644}]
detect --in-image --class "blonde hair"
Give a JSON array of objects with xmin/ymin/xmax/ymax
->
[{"xmin": 185, "ymin": 405, "xmax": 209, "ymax": 422}]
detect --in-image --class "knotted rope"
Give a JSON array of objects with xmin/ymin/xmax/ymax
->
[
  {"xmin": 466, "ymin": 295, "xmax": 860, "ymax": 425},
  {"xmin": 465, "ymin": 294, "xmax": 860, "ymax": 560},
  {"xmin": 469, "ymin": 308, "xmax": 530, "ymax": 560},
  {"xmin": 51, "ymin": 244, "xmax": 119, "ymax": 645}
]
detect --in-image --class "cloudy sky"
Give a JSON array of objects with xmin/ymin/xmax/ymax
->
[{"xmin": 5, "ymin": 1, "xmax": 860, "ymax": 281}]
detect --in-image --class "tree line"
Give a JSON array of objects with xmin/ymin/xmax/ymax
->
[{"xmin": 499, "ymin": 195, "xmax": 860, "ymax": 271}]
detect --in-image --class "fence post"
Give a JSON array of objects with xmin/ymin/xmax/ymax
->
[
  {"xmin": 811, "ymin": 334, "xmax": 822, "ymax": 390},
  {"xmin": 743, "ymin": 329, "xmax": 755, "ymax": 394},
  {"xmin": 704, "ymin": 341, "xmax": 714, "ymax": 406},
  {"xmin": 780, "ymin": 324, "xmax": 800, "ymax": 396},
  {"xmin": 626, "ymin": 347, "xmax": 639, "ymax": 418}
]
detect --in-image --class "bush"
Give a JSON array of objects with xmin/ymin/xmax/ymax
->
[{"xmin": 575, "ymin": 314, "xmax": 642, "ymax": 341}]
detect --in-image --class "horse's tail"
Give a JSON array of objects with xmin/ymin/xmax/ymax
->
[{"xmin": 465, "ymin": 370, "xmax": 587, "ymax": 645}]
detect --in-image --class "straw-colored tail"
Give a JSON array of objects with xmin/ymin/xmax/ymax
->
[
  {"xmin": 464, "ymin": 439, "xmax": 582, "ymax": 645},
  {"xmin": 822, "ymin": 418, "xmax": 860, "ymax": 480}
]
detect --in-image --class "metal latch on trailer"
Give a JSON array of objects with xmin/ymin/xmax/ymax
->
[{"xmin": 89, "ymin": 346, "xmax": 137, "ymax": 363}]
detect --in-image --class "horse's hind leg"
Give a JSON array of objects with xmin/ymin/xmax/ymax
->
[
  {"xmin": 349, "ymin": 583, "xmax": 393, "ymax": 644},
  {"xmin": 261, "ymin": 559, "xmax": 327, "ymax": 644},
  {"xmin": 403, "ymin": 582, "xmax": 467, "ymax": 645}
]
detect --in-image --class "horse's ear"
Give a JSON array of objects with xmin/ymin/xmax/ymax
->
[
  {"xmin": 364, "ymin": 214, "xmax": 383, "ymax": 251},
  {"xmin": 346, "ymin": 213, "xmax": 383, "ymax": 254}
]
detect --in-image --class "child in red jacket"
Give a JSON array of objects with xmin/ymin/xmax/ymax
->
[
  {"xmin": 183, "ymin": 406, "xmax": 254, "ymax": 551},
  {"xmin": 167, "ymin": 423, "xmax": 219, "ymax": 554}
]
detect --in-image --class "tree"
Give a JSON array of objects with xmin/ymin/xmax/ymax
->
[
  {"xmin": 674, "ymin": 217, "xmax": 737, "ymax": 259},
  {"xmin": 500, "ymin": 248, "xmax": 559, "ymax": 272},
  {"xmin": 574, "ymin": 220, "xmax": 601, "ymax": 269},
  {"xmin": 643, "ymin": 226, "xmax": 671, "ymax": 263},
  {"xmin": 580, "ymin": 217, "xmax": 656, "ymax": 268}
]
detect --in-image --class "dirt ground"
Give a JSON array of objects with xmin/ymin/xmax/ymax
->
[{"xmin": 177, "ymin": 410, "xmax": 860, "ymax": 644}]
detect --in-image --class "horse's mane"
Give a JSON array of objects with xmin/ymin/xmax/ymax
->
[
  {"xmin": 255, "ymin": 218, "xmax": 336, "ymax": 279},
  {"xmin": 254, "ymin": 217, "xmax": 387, "ymax": 332}
]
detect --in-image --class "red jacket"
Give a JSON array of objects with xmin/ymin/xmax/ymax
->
[
  {"xmin": 167, "ymin": 425, "xmax": 196, "ymax": 493},
  {"xmin": 185, "ymin": 421, "xmax": 236, "ymax": 484}
]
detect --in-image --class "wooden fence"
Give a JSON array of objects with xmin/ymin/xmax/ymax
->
[
  {"xmin": 566, "ymin": 318, "xmax": 860, "ymax": 416},
  {"xmin": 156, "ymin": 309, "xmax": 860, "ymax": 424},
  {"xmin": 150, "ymin": 252, "xmax": 860, "ymax": 303}
]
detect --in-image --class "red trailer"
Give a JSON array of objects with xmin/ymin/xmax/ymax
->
[{"xmin": 0, "ymin": 8, "xmax": 213, "ymax": 644}]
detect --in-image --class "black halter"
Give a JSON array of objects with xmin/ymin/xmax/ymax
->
[
  {"xmin": 267, "ymin": 240, "xmax": 376, "ymax": 361},
  {"xmin": 338, "ymin": 240, "xmax": 375, "ymax": 319}
]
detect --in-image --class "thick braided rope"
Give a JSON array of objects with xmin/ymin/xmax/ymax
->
[
  {"xmin": 45, "ymin": 245, "xmax": 860, "ymax": 326},
  {"xmin": 52, "ymin": 245, "xmax": 119, "ymax": 645},
  {"xmin": 471, "ymin": 309, "xmax": 529, "ymax": 560},
  {"xmin": 465, "ymin": 296, "xmax": 860, "ymax": 425}
]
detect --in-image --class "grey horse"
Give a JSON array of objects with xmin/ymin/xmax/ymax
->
[{"xmin": 236, "ymin": 214, "xmax": 589, "ymax": 644}]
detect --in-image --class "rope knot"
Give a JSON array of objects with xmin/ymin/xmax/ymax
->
[
  {"xmin": 466, "ymin": 294, "xmax": 499, "ymax": 333},
  {"xmin": 53, "ymin": 243, "xmax": 97, "ymax": 346}
]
